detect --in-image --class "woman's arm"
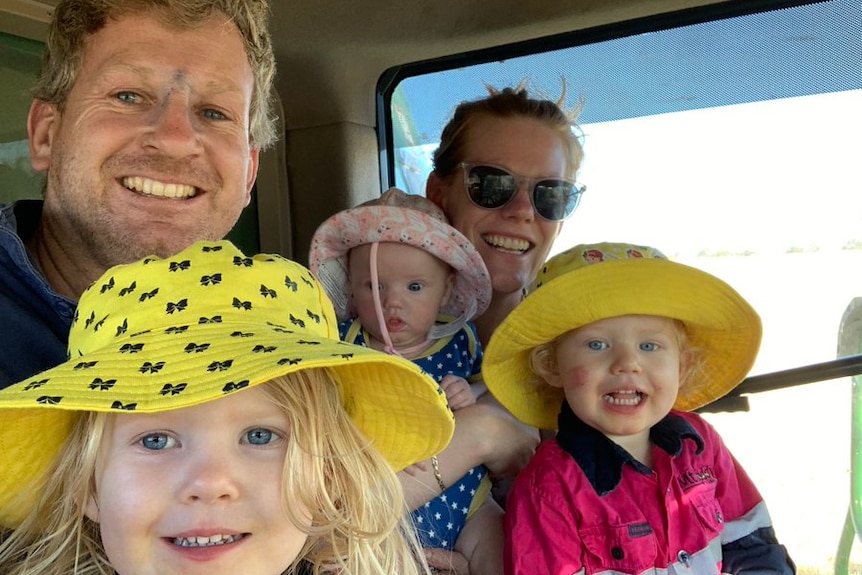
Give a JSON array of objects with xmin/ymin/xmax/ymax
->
[{"xmin": 400, "ymin": 402, "xmax": 539, "ymax": 510}]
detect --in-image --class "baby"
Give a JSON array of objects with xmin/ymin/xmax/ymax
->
[{"xmin": 310, "ymin": 188, "xmax": 503, "ymax": 574}]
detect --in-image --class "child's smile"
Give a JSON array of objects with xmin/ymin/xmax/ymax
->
[
  {"xmin": 549, "ymin": 315, "xmax": 687, "ymax": 452},
  {"xmin": 602, "ymin": 388, "xmax": 644, "ymax": 407},
  {"xmin": 166, "ymin": 532, "xmax": 250, "ymax": 562},
  {"xmin": 86, "ymin": 387, "xmax": 309, "ymax": 575}
]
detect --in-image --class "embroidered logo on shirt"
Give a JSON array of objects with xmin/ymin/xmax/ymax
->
[
  {"xmin": 677, "ymin": 464, "xmax": 716, "ymax": 491},
  {"xmin": 627, "ymin": 522, "xmax": 653, "ymax": 538}
]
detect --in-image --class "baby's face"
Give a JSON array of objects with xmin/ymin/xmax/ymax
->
[
  {"xmin": 542, "ymin": 315, "xmax": 686, "ymax": 450},
  {"xmin": 348, "ymin": 242, "xmax": 454, "ymax": 353},
  {"xmin": 86, "ymin": 387, "xmax": 309, "ymax": 575}
]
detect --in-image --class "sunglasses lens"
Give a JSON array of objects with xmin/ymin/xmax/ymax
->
[
  {"xmin": 464, "ymin": 164, "xmax": 583, "ymax": 221},
  {"xmin": 466, "ymin": 165, "xmax": 518, "ymax": 209},
  {"xmin": 534, "ymin": 181, "xmax": 582, "ymax": 221}
]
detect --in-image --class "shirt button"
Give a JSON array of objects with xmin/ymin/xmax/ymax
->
[
  {"xmin": 677, "ymin": 550, "xmax": 691, "ymax": 566},
  {"xmin": 611, "ymin": 546, "xmax": 624, "ymax": 560}
]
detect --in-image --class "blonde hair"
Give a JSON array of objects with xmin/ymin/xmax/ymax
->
[
  {"xmin": 0, "ymin": 412, "xmax": 107, "ymax": 574},
  {"xmin": 432, "ymin": 82, "xmax": 584, "ymax": 181},
  {"xmin": 32, "ymin": 0, "xmax": 277, "ymax": 149},
  {"xmin": 0, "ymin": 369, "xmax": 430, "ymax": 575}
]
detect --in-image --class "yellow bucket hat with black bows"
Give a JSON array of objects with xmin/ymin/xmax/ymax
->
[
  {"xmin": 483, "ymin": 242, "xmax": 762, "ymax": 430},
  {"xmin": 0, "ymin": 240, "xmax": 454, "ymax": 528}
]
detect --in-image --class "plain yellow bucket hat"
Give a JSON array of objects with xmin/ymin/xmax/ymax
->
[{"xmin": 483, "ymin": 242, "xmax": 762, "ymax": 430}]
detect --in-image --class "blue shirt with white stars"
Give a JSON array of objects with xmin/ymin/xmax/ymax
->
[{"xmin": 339, "ymin": 316, "xmax": 488, "ymax": 548}]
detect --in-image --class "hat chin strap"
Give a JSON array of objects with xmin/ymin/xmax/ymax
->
[
  {"xmin": 369, "ymin": 242, "xmax": 431, "ymax": 358},
  {"xmin": 427, "ymin": 299, "xmax": 475, "ymax": 340}
]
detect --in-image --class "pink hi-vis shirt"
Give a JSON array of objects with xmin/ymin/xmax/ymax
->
[{"xmin": 504, "ymin": 407, "xmax": 794, "ymax": 575}]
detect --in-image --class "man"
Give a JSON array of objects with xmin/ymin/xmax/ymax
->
[{"xmin": 0, "ymin": 0, "xmax": 277, "ymax": 388}]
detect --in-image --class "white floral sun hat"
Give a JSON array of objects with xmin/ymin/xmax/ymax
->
[{"xmin": 308, "ymin": 188, "xmax": 491, "ymax": 333}]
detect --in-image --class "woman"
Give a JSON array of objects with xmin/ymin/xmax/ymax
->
[
  {"xmin": 403, "ymin": 84, "xmax": 586, "ymax": 573},
  {"xmin": 426, "ymin": 84, "xmax": 585, "ymax": 347}
]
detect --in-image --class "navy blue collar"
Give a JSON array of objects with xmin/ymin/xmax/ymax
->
[{"xmin": 555, "ymin": 401, "xmax": 704, "ymax": 495}]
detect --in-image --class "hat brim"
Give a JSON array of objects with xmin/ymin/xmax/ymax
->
[
  {"xmin": 483, "ymin": 258, "xmax": 761, "ymax": 429},
  {"xmin": 0, "ymin": 321, "xmax": 453, "ymax": 527}
]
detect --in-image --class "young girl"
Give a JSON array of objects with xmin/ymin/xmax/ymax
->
[
  {"xmin": 0, "ymin": 240, "xmax": 454, "ymax": 575},
  {"xmin": 482, "ymin": 242, "xmax": 796, "ymax": 575},
  {"xmin": 309, "ymin": 188, "xmax": 503, "ymax": 574}
]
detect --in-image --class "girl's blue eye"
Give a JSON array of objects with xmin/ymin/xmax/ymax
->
[
  {"xmin": 587, "ymin": 340, "xmax": 606, "ymax": 350},
  {"xmin": 246, "ymin": 428, "xmax": 274, "ymax": 445},
  {"xmin": 640, "ymin": 342, "xmax": 659, "ymax": 351},
  {"xmin": 141, "ymin": 434, "xmax": 171, "ymax": 450},
  {"xmin": 408, "ymin": 282, "xmax": 422, "ymax": 292}
]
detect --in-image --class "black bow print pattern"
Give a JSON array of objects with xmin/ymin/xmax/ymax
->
[
  {"xmin": 184, "ymin": 343, "xmax": 210, "ymax": 353},
  {"xmin": 119, "ymin": 281, "xmax": 137, "ymax": 296},
  {"xmin": 17, "ymin": 243, "xmax": 351, "ymax": 413},
  {"xmin": 160, "ymin": 383, "xmax": 187, "ymax": 396},
  {"xmin": 89, "ymin": 378, "xmax": 117, "ymax": 391},
  {"xmin": 169, "ymin": 260, "xmax": 191, "ymax": 272},
  {"xmin": 201, "ymin": 273, "xmax": 222, "ymax": 286},
  {"xmin": 139, "ymin": 288, "xmax": 159, "ymax": 302},
  {"xmin": 100, "ymin": 276, "xmax": 115, "ymax": 293},
  {"xmin": 166, "ymin": 299, "xmax": 188, "ymax": 314}
]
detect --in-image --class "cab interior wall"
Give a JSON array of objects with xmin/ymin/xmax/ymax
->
[
  {"xmin": 0, "ymin": 0, "xmax": 728, "ymax": 261},
  {"xmin": 270, "ymin": 0, "xmax": 728, "ymax": 261}
]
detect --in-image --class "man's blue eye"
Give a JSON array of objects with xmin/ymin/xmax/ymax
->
[
  {"xmin": 202, "ymin": 109, "xmax": 227, "ymax": 120},
  {"xmin": 116, "ymin": 91, "xmax": 140, "ymax": 104},
  {"xmin": 141, "ymin": 434, "xmax": 169, "ymax": 450},
  {"xmin": 246, "ymin": 428, "xmax": 273, "ymax": 445}
]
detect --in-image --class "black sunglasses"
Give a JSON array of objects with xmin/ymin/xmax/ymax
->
[{"xmin": 459, "ymin": 162, "xmax": 585, "ymax": 222}]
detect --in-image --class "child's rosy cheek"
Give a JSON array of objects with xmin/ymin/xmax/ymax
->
[{"xmin": 570, "ymin": 366, "xmax": 590, "ymax": 387}]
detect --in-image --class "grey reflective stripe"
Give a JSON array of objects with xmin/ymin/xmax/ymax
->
[
  {"xmin": 666, "ymin": 535, "xmax": 722, "ymax": 574},
  {"xmin": 589, "ymin": 532, "xmax": 722, "ymax": 575},
  {"xmin": 592, "ymin": 569, "xmax": 657, "ymax": 575},
  {"xmin": 721, "ymin": 501, "xmax": 772, "ymax": 543}
]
